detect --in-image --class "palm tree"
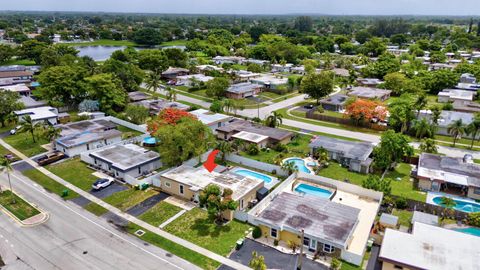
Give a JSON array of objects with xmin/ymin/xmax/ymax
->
[
  {"xmin": 419, "ymin": 138, "xmax": 438, "ymax": 154},
  {"xmin": 265, "ymin": 111, "xmax": 283, "ymax": 128},
  {"xmin": 165, "ymin": 87, "xmax": 177, "ymax": 101},
  {"xmin": 19, "ymin": 115, "xmax": 41, "ymax": 143},
  {"xmin": 0, "ymin": 158, "xmax": 15, "ymax": 204},
  {"xmin": 466, "ymin": 114, "xmax": 480, "ymax": 149},
  {"xmin": 231, "ymin": 138, "xmax": 245, "ymax": 152},
  {"xmin": 439, "ymin": 196, "xmax": 456, "ymax": 220},
  {"xmin": 281, "ymin": 161, "xmax": 298, "ymax": 175},
  {"xmin": 144, "ymin": 71, "xmax": 161, "ymax": 93},
  {"xmin": 216, "ymin": 141, "xmax": 232, "ymax": 163},
  {"xmin": 412, "ymin": 118, "xmax": 434, "ymax": 139},
  {"xmin": 42, "ymin": 125, "xmax": 61, "ymax": 142},
  {"xmin": 249, "ymin": 251, "xmax": 267, "ymax": 270},
  {"xmin": 313, "ymin": 147, "xmax": 329, "ymax": 166},
  {"xmin": 222, "ymin": 99, "xmax": 235, "ymax": 114},
  {"xmin": 447, "ymin": 119, "xmax": 465, "ymax": 147},
  {"xmin": 414, "ymin": 94, "xmax": 428, "ymax": 117}
]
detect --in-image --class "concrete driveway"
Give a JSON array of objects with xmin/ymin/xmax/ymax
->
[
  {"xmin": 219, "ymin": 239, "xmax": 327, "ymax": 270},
  {"xmin": 126, "ymin": 192, "xmax": 170, "ymax": 217},
  {"xmin": 89, "ymin": 182, "xmax": 128, "ymax": 199}
]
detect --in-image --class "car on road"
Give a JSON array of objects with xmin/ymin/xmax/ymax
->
[
  {"xmin": 37, "ymin": 151, "xmax": 65, "ymax": 166},
  {"xmin": 9, "ymin": 126, "xmax": 21, "ymax": 135},
  {"xmin": 303, "ymin": 104, "xmax": 314, "ymax": 109},
  {"xmin": 92, "ymin": 178, "xmax": 114, "ymax": 190}
]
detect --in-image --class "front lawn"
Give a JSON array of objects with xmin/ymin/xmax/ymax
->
[
  {"xmin": 164, "ymin": 208, "xmax": 252, "ymax": 256},
  {"xmin": 83, "ymin": 202, "xmax": 109, "ymax": 216},
  {"xmin": 0, "ymin": 190, "xmax": 40, "ymax": 220},
  {"xmin": 46, "ymin": 158, "xmax": 97, "ymax": 191},
  {"xmin": 3, "ymin": 132, "xmax": 49, "ymax": 157},
  {"xmin": 126, "ymin": 223, "xmax": 220, "ymax": 269},
  {"xmin": 22, "ymin": 169, "xmax": 79, "ymax": 200},
  {"xmin": 318, "ymin": 163, "xmax": 426, "ymax": 202},
  {"xmin": 139, "ymin": 201, "xmax": 182, "ymax": 227},
  {"xmin": 103, "ymin": 188, "xmax": 158, "ymax": 211}
]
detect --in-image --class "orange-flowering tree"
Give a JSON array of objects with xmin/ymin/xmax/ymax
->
[
  {"xmin": 147, "ymin": 108, "xmax": 196, "ymax": 134},
  {"xmin": 345, "ymin": 99, "xmax": 387, "ymax": 125}
]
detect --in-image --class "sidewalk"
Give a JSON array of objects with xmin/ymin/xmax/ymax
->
[{"xmin": 0, "ymin": 139, "xmax": 251, "ymax": 270}]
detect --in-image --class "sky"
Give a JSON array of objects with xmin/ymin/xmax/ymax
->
[{"xmin": 1, "ymin": 0, "xmax": 480, "ymax": 16}]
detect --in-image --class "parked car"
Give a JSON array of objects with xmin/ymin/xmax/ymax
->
[
  {"xmin": 303, "ymin": 104, "xmax": 314, "ymax": 109},
  {"xmin": 9, "ymin": 126, "xmax": 21, "ymax": 135},
  {"xmin": 37, "ymin": 151, "xmax": 65, "ymax": 166},
  {"xmin": 92, "ymin": 178, "xmax": 114, "ymax": 190}
]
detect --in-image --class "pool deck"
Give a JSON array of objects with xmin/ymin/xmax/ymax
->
[
  {"xmin": 230, "ymin": 167, "xmax": 279, "ymax": 190},
  {"xmin": 426, "ymin": 191, "xmax": 478, "ymax": 206},
  {"xmin": 282, "ymin": 157, "xmax": 317, "ymax": 175}
]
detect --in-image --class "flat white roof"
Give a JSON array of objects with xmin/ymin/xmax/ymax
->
[
  {"xmin": 232, "ymin": 131, "xmax": 269, "ymax": 143},
  {"xmin": 189, "ymin": 109, "xmax": 231, "ymax": 126},
  {"xmin": 380, "ymin": 222, "xmax": 480, "ymax": 270},
  {"xmin": 14, "ymin": 106, "xmax": 58, "ymax": 121},
  {"xmin": 0, "ymin": 83, "xmax": 30, "ymax": 92}
]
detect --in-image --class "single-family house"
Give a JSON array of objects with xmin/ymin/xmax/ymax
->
[
  {"xmin": 309, "ymin": 136, "xmax": 374, "ymax": 173},
  {"xmin": 241, "ymin": 59, "xmax": 269, "ymax": 66},
  {"xmin": 189, "ymin": 109, "xmax": 232, "ymax": 132},
  {"xmin": 460, "ymin": 73, "xmax": 477, "ymax": 84},
  {"xmin": 418, "ymin": 110, "xmax": 474, "ymax": 137},
  {"xmin": 133, "ymin": 99, "xmax": 190, "ymax": 115},
  {"xmin": 415, "ymin": 153, "xmax": 480, "ymax": 200},
  {"xmin": 251, "ymin": 173, "xmax": 382, "ymax": 266},
  {"xmin": 232, "ymin": 70, "xmax": 261, "ymax": 82},
  {"xmin": 379, "ymin": 222, "xmax": 480, "ymax": 270},
  {"xmin": 348, "ymin": 87, "xmax": 392, "ymax": 101},
  {"xmin": 438, "ymin": 89, "xmax": 475, "ymax": 103},
  {"xmin": 231, "ymin": 131, "xmax": 269, "ymax": 148},
  {"xmin": 14, "ymin": 106, "xmax": 59, "ymax": 125},
  {"xmin": 430, "ymin": 63, "xmax": 455, "ymax": 71},
  {"xmin": 356, "ymin": 78, "xmax": 383, "ymax": 87},
  {"xmin": 0, "ymin": 69, "xmax": 34, "ymax": 86},
  {"xmin": 319, "ymin": 94, "xmax": 349, "ymax": 112},
  {"xmin": 212, "ymin": 56, "xmax": 245, "ymax": 65},
  {"xmin": 332, "ymin": 68, "xmax": 350, "ymax": 77},
  {"xmin": 54, "ymin": 119, "xmax": 122, "ymax": 157},
  {"xmin": 176, "ymin": 74, "xmax": 214, "ymax": 87},
  {"xmin": 271, "ymin": 63, "xmax": 293, "ymax": 73},
  {"xmin": 20, "ymin": 95, "xmax": 47, "ymax": 109},
  {"xmin": 0, "ymin": 84, "xmax": 32, "ymax": 96},
  {"xmin": 216, "ymin": 119, "xmax": 294, "ymax": 146},
  {"xmin": 161, "ymin": 67, "xmax": 189, "ymax": 80},
  {"xmin": 196, "ymin": 65, "xmax": 224, "ymax": 74},
  {"xmin": 84, "ymin": 143, "xmax": 162, "ymax": 183},
  {"xmin": 159, "ymin": 164, "xmax": 263, "ymax": 220},
  {"xmin": 226, "ymin": 82, "xmax": 262, "ymax": 99},
  {"xmin": 128, "ymin": 91, "xmax": 150, "ymax": 102},
  {"xmin": 250, "ymin": 75, "xmax": 288, "ymax": 90},
  {"xmin": 452, "ymin": 100, "xmax": 480, "ymax": 113}
]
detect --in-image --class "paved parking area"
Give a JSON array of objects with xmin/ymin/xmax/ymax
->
[
  {"xmin": 367, "ymin": 245, "xmax": 382, "ymax": 270},
  {"xmin": 70, "ymin": 196, "xmax": 90, "ymax": 207},
  {"xmin": 90, "ymin": 182, "xmax": 128, "ymax": 199},
  {"xmin": 13, "ymin": 161, "xmax": 34, "ymax": 172},
  {"xmin": 218, "ymin": 239, "xmax": 327, "ymax": 270},
  {"xmin": 126, "ymin": 192, "xmax": 170, "ymax": 217}
]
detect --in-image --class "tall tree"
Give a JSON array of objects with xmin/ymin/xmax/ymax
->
[
  {"xmin": 249, "ymin": 251, "xmax": 267, "ymax": 270},
  {"xmin": 125, "ymin": 104, "xmax": 149, "ymax": 124},
  {"xmin": 84, "ymin": 73, "xmax": 127, "ymax": 112},
  {"xmin": 447, "ymin": 119, "xmax": 465, "ymax": 147},
  {"xmin": 265, "ymin": 111, "xmax": 283, "ymax": 128},
  {"xmin": 467, "ymin": 114, "xmax": 480, "ymax": 149},
  {"xmin": 205, "ymin": 77, "xmax": 229, "ymax": 99},
  {"xmin": 300, "ymin": 71, "xmax": 334, "ymax": 104},
  {"xmin": 19, "ymin": 115, "xmax": 41, "ymax": 143},
  {"xmin": 0, "ymin": 158, "xmax": 14, "ymax": 203},
  {"xmin": 0, "ymin": 90, "xmax": 24, "ymax": 127},
  {"xmin": 374, "ymin": 130, "xmax": 414, "ymax": 170},
  {"xmin": 37, "ymin": 65, "xmax": 87, "ymax": 107},
  {"xmin": 199, "ymin": 184, "xmax": 237, "ymax": 223},
  {"xmin": 144, "ymin": 71, "xmax": 162, "ymax": 93},
  {"xmin": 419, "ymin": 138, "xmax": 438, "ymax": 154}
]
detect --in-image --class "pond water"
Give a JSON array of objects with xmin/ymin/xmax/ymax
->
[{"xmin": 76, "ymin": 46, "xmax": 128, "ymax": 61}]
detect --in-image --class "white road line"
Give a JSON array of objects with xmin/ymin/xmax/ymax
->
[{"xmin": 9, "ymin": 173, "xmax": 187, "ymax": 270}]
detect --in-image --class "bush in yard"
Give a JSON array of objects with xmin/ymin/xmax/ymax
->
[
  {"xmin": 330, "ymin": 258, "xmax": 341, "ymax": 270},
  {"xmin": 467, "ymin": 212, "xmax": 480, "ymax": 227},
  {"xmin": 252, "ymin": 226, "xmax": 262, "ymax": 239},
  {"xmin": 247, "ymin": 144, "xmax": 260, "ymax": 155},
  {"xmin": 274, "ymin": 143, "xmax": 288, "ymax": 153},
  {"xmin": 395, "ymin": 197, "xmax": 408, "ymax": 209},
  {"xmin": 273, "ymin": 239, "xmax": 279, "ymax": 246},
  {"xmin": 362, "ymin": 175, "xmax": 391, "ymax": 195}
]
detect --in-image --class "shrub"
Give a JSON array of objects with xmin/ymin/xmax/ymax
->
[
  {"xmin": 330, "ymin": 258, "xmax": 341, "ymax": 270},
  {"xmin": 273, "ymin": 239, "xmax": 279, "ymax": 246},
  {"xmin": 382, "ymin": 196, "xmax": 395, "ymax": 207},
  {"xmin": 467, "ymin": 212, "xmax": 480, "ymax": 227},
  {"xmin": 247, "ymin": 144, "xmax": 260, "ymax": 155},
  {"xmin": 395, "ymin": 197, "xmax": 408, "ymax": 209},
  {"xmin": 274, "ymin": 143, "xmax": 288, "ymax": 153},
  {"xmin": 252, "ymin": 226, "xmax": 262, "ymax": 239}
]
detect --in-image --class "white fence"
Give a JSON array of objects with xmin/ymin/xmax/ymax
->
[
  {"xmin": 105, "ymin": 116, "xmax": 148, "ymax": 133},
  {"xmin": 226, "ymin": 154, "xmax": 288, "ymax": 177}
]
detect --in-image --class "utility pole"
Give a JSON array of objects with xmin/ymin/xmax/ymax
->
[{"xmin": 297, "ymin": 229, "xmax": 304, "ymax": 270}]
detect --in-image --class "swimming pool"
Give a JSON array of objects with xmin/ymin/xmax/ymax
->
[
  {"xmin": 284, "ymin": 158, "xmax": 311, "ymax": 174},
  {"xmin": 454, "ymin": 227, "xmax": 480, "ymax": 237},
  {"xmin": 294, "ymin": 183, "xmax": 333, "ymax": 199},
  {"xmin": 143, "ymin": 136, "xmax": 158, "ymax": 146},
  {"xmin": 432, "ymin": 196, "xmax": 480, "ymax": 213},
  {"xmin": 233, "ymin": 169, "xmax": 273, "ymax": 184}
]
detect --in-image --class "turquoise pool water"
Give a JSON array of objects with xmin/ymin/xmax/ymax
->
[
  {"xmin": 143, "ymin": 136, "xmax": 157, "ymax": 145},
  {"xmin": 454, "ymin": 227, "xmax": 480, "ymax": 237},
  {"xmin": 284, "ymin": 158, "xmax": 311, "ymax": 173},
  {"xmin": 432, "ymin": 196, "xmax": 480, "ymax": 213},
  {"xmin": 233, "ymin": 169, "xmax": 273, "ymax": 184},
  {"xmin": 295, "ymin": 183, "xmax": 332, "ymax": 199}
]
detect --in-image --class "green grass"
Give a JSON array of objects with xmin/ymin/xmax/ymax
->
[
  {"xmin": 67, "ymin": 39, "xmax": 137, "ymax": 47},
  {"xmin": 3, "ymin": 132, "xmax": 49, "ymax": 157},
  {"xmin": 279, "ymin": 124, "xmax": 361, "ymax": 142},
  {"xmin": 160, "ymin": 40, "xmax": 188, "ymax": 46},
  {"xmin": 46, "ymin": 158, "xmax": 97, "ymax": 191},
  {"xmin": 164, "ymin": 208, "xmax": 252, "ymax": 256},
  {"xmin": 103, "ymin": 188, "xmax": 158, "ymax": 211},
  {"xmin": 341, "ymin": 260, "xmax": 362, "ymax": 270},
  {"xmin": 126, "ymin": 223, "xmax": 220, "ymax": 269},
  {"xmin": 22, "ymin": 169, "xmax": 79, "ymax": 200},
  {"xmin": 83, "ymin": 202, "xmax": 109, "ymax": 216},
  {"xmin": 141, "ymin": 88, "xmax": 207, "ymax": 110},
  {"xmin": 318, "ymin": 163, "xmax": 426, "ymax": 202},
  {"xmin": 116, "ymin": 125, "xmax": 144, "ymax": 139},
  {"xmin": 1, "ymin": 59, "xmax": 36, "ymax": 66},
  {"xmin": 139, "ymin": 201, "xmax": 182, "ymax": 227},
  {"xmin": 392, "ymin": 209, "xmax": 413, "ymax": 227},
  {"xmin": 0, "ymin": 190, "xmax": 40, "ymax": 221}
]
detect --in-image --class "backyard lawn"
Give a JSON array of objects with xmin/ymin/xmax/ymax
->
[
  {"xmin": 22, "ymin": 169, "xmax": 79, "ymax": 200},
  {"xmin": 3, "ymin": 132, "xmax": 49, "ymax": 157},
  {"xmin": 0, "ymin": 190, "xmax": 40, "ymax": 221},
  {"xmin": 139, "ymin": 201, "xmax": 182, "ymax": 227},
  {"xmin": 103, "ymin": 188, "xmax": 158, "ymax": 211},
  {"xmin": 392, "ymin": 209, "xmax": 413, "ymax": 227},
  {"xmin": 46, "ymin": 158, "xmax": 97, "ymax": 191},
  {"xmin": 126, "ymin": 223, "xmax": 220, "ymax": 269},
  {"xmin": 83, "ymin": 202, "xmax": 109, "ymax": 216},
  {"xmin": 318, "ymin": 162, "xmax": 426, "ymax": 202},
  {"xmin": 164, "ymin": 208, "xmax": 252, "ymax": 256},
  {"xmin": 117, "ymin": 125, "xmax": 144, "ymax": 139}
]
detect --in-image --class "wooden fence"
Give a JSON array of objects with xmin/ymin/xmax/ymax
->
[{"xmin": 305, "ymin": 110, "xmax": 388, "ymax": 131}]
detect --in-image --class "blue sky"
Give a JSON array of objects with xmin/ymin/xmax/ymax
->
[{"xmin": 1, "ymin": 0, "xmax": 480, "ymax": 15}]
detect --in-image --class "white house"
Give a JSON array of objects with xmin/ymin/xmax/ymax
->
[
  {"xmin": 14, "ymin": 106, "xmax": 59, "ymax": 125},
  {"xmin": 176, "ymin": 74, "xmax": 214, "ymax": 87},
  {"xmin": 438, "ymin": 89, "xmax": 475, "ymax": 103},
  {"xmin": 189, "ymin": 109, "xmax": 232, "ymax": 133}
]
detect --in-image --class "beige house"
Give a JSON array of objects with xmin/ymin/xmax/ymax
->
[{"xmin": 159, "ymin": 165, "xmax": 264, "ymax": 220}]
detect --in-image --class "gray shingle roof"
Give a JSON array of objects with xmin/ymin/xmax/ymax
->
[{"xmin": 309, "ymin": 136, "xmax": 373, "ymax": 161}]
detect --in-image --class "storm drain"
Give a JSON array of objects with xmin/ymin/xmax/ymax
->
[{"xmin": 135, "ymin": 229, "xmax": 146, "ymax": 236}]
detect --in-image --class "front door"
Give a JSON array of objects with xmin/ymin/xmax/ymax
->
[{"xmin": 309, "ymin": 239, "xmax": 317, "ymax": 251}]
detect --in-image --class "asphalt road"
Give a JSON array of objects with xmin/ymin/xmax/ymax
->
[{"xmin": 0, "ymin": 171, "xmax": 200, "ymax": 270}]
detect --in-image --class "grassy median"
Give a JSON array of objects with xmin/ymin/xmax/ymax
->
[{"xmin": 0, "ymin": 190, "xmax": 40, "ymax": 221}]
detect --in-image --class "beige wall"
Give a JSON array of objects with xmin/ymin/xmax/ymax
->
[
  {"xmin": 159, "ymin": 176, "xmax": 196, "ymax": 201},
  {"xmin": 382, "ymin": 261, "xmax": 413, "ymax": 270},
  {"xmin": 467, "ymin": 187, "xmax": 480, "ymax": 200},
  {"xmin": 417, "ymin": 178, "xmax": 432, "ymax": 190}
]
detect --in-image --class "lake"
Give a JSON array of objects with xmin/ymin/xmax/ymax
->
[{"xmin": 76, "ymin": 45, "xmax": 127, "ymax": 61}]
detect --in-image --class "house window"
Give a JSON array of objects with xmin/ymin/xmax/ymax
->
[
  {"xmin": 474, "ymin": 187, "xmax": 480, "ymax": 195},
  {"xmin": 179, "ymin": 185, "xmax": 184, "ymax": 194},
  {"xmin": 165, "ymin": 182, "xmax": 171, "ymax": 188},
  {"xmin": 393, "ymin": 265, "xmax": 403, "ymax": 270},
  {"xmin": 138, "ymin": 167, "xmax": 141, "ymax": 174},
  {"xmin": 218, "ymin": 122, "xmax": 222, "ymax": 128},
  {"xmin": 86, "ymin": 144, "xmax": 90, "ymax": 150},
  {"xmin": 240, "ymin": 199, "xmax": 244, "ymax": 209},
  {"xmin": 94, "ymin": 159, "xmax": 97, "ymax": 165},
  {"xmin": 270, "ymin": 228, "xmax": 277, "ymax": 238},
  {"xmin": 323, "ymin": 244, "xmax": 334, "ymax": 253},
  {"xmin": 303, "ymin": 237, "xmax": 310, "ymax": 247}
]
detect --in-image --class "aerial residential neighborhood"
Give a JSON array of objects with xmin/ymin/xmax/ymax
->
[{"xmin": 0, "ymin": 2, "xmax": 479, "ymax": 270}]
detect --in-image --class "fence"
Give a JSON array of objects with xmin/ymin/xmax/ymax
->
[
  {"xmin": 388, "ymin": 194, "xmax": 469, "ymax": 220},
  {"xmin": 105, "ymin": 116, "xmax": 148, "ymax": 133},
  {"xmin": 305, "ymin": 110, "xmax": 388, "ymax": 131},
  {"xmin": 226, "ymin": 153, "xmax": 288, "ymax": 177}
]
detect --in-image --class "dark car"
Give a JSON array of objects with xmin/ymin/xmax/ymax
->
[
  {"xmin": 92, "ymin": 178, "xmax": 114, "ymax": 190},
  {"xmin": 303, "ymin": 104, "xmax": 314, "ymax": 109}
]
